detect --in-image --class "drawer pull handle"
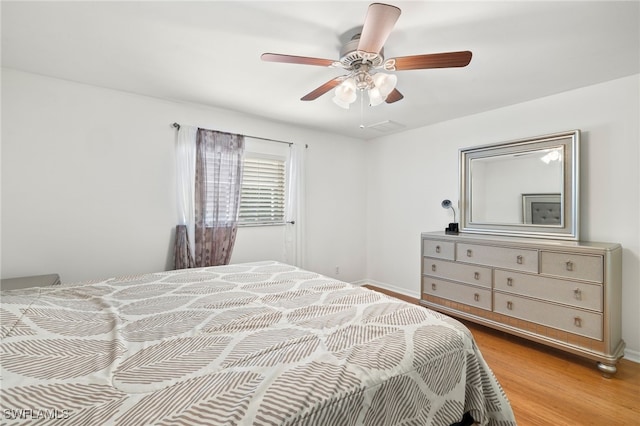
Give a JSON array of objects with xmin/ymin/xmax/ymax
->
[
  {"xmin": 431, "ymin": 283, "xmax": 437, "ymax": 291},
  {"xmin": 474, "ymin": 293, "xmax": 480, "ymax": 302},
  {"xmin": 435, "ymin": 245, "xmax": 441, "ymax": 253},
  {"xmin": 566, "ymin": 261, "xmax": 574, "ymax": 271},
  {"xmin": 507, "ymin": 277, "xmax": 513, "ymax": 286},
  {"xmin": 574, "ymin": 317, "xmax": 582, "ymax": 328},
  {"xmin": 574, "ymin": 288, "xmax": 582, "ymax": 300},
  {"xmin": 466, "ymin": 249, "xmax": 473, "ymax": 257},
  {"xmin": 431, "ymin": 264, "xmax": 437, "ymax": 272},
  {"xmin": 507, "ymin": 301, "xmax": 513, "ymax": 310},
  {"xmin": 474, "ymin": 272, "xmax": 480, "ymax": 280},
  {"xmin": 516, "ymin": 255, "xmax": 523, "ymax": 264}
]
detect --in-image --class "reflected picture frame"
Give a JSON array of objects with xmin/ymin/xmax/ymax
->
[{"xmin": 522, "ymin": 193, "xmax": 562, "ymax": 225}]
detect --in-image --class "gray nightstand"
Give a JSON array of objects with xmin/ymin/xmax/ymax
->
[{"xmin": 1, "ymin": 274, "xmax": 61, "ymax": 291}]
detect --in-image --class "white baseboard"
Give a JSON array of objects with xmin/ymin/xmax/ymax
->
[
  {"xmin": 351, "ymin": 279, "xmax": 420, "ymax": 300},
  {"xmin": 351, "ymin": 279, "xmax": 639, "ymax": 365},
  {"xmin": 624, "ymin": 348, "xmax": 640, "ymax": 364}
]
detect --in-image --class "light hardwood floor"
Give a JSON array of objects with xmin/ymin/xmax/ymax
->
[{"xmin": 364, "ymin": 285, "xmax": 640, "ymax": 425}]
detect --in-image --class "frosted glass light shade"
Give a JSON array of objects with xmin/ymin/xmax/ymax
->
[
  {"xmin": 332, "ymin": 96, "xmax": 351, "ymax": 109},
  {"xmin": 334, "ymin": 78, "xmax": 357, "ymax": 103},
  {"xmin": 372, "ymin": 73, "xmax": 397, "ymax": 97},
  {"xmin": 368, "ymin": 87, "xmax": 385, "ymax": 106}
]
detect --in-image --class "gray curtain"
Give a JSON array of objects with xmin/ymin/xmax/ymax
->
[
  {"xmin": 193, "ymin": 129, "xmax": 245, "ymax": 266},
  {"xmin": 174, "ymin": 225, "xmax": 195, "ymax": 269}
]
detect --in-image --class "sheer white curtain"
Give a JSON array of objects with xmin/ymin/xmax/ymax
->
[
  {"xmin": 284, "ymin": 144, "xmax": 305, "ymax": 267},
  {"xmin": 174, "ymin": 125, "xmax": 197, "ymax": 268}
]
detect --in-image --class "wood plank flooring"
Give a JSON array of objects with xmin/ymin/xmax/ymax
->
[{"xmin": 364, "ymin": 285, "xmax": 640, "ymax": 425}]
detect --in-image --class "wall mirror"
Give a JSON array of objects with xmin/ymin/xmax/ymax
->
[{"xmin": 460, "ymin": 130, "xmax": 580, "ymax": 240}]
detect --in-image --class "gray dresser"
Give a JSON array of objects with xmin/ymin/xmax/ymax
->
[{"xmin": 420, "ymin": 231, "xmax": 624, "ymax": 376}]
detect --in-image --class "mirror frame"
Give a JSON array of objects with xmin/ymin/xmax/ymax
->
[{"xmin": 460, "ymin": 130, "xmax": 580, "ymax": 240}]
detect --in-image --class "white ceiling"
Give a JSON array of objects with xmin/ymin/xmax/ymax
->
[{"xmin": 2, "ymin": 1, "xmax": 639, "ymax": 139}]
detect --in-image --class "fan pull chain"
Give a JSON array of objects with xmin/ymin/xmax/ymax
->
[{"xmin": 359, "ymin": 90, "xmax": 365, "ymax": 129}]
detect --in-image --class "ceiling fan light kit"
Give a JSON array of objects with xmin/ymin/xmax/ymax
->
[
  {"xmin": 332, "ymin": 67, "xmax": 398, "ymax": 109},
  {"xmin": 261, "ymin": 2, "xmax": 472, "ymax": 111}
]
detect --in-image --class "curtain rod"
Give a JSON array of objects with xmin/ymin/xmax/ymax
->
[{"xmin": 172, "ymin": 122, "xmax": 294, "ymax": 147}]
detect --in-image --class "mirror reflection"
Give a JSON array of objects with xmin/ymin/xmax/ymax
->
[{"xmin": 470, "ymin": 147, "xmax": 564, "ymax": 225}]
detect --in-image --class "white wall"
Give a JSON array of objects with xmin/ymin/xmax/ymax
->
[
  {"xmin": 3, "ymin": 68, "xmax": 637, "ymax": 359},
  {"xmin": 1, "ymin": 69, "xmax": 367, "ymax": 284},
  {"xmin": 365, "ymin": 74, "xmax": 640, "ymax": 360}
]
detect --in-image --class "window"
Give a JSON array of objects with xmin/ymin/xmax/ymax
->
[{"xmin": 239, "ymin": 154, "xmax": 287, "ymax": 225}]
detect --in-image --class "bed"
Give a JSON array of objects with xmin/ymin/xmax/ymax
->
[{"xmin": 1, "ymin": 261, "xmax": 516, "ymax": 425}]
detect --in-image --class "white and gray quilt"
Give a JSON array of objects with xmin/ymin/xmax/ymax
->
[{"xmin": 1, "ymin": 261, "xmax": 516, "ymax": 425}]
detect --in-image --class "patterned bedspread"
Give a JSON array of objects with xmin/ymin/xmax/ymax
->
[{"xmin": 1, "ymin": 261, "xmax": 516, "ymax": 425}]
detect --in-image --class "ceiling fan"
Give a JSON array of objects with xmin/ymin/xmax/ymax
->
[{"xmin": 261, "ymin": 2, "xmax": 472, "ymax": 109}]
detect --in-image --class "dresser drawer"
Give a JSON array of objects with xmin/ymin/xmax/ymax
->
[
  {"xmin": 422, "ymin": 276, "xmax": 491, "ymax": 310},
  {"xmin": 422, "ymin": 239, "xmax": 455, "ymax": 260},
  {"xmin": 423, "ymin": 258, "xmax": 492, "ymax": 288},
  {"xmin": 494, "ymin": 292, "xmax": 602, "ymax": 340},
  {"xmin": 540, "ymin": 251, "xmax": 603, "ymax": 283},
  {"xmin": 495, "ymin": 270, "xmax": 602, "ymax": 311},
  {"xmin": 456, "ymin": 243, "xmax": 538, "ymax": 273}
]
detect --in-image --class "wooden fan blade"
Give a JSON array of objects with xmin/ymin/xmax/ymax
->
[
  {"xmin": 261, "ymin": 53, "xmax": 334, "ymax": 67},
  {"xmin": 357, "ymin": 3, "xmax": 401, "ymax": 54},
  {"xmin": 385, "ymin": 88, "xmax": 404, "ymax": 103},
  {"xmin": 301, "ymin": 77, "xmax": 343, "ymax": 101},
  {"xmin": 391, "ymin": 51, "xmax": 472, "ymax": 71}
]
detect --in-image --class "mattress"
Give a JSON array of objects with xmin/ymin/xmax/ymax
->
[{"xmin": 1, "ymin": 261, "xmax": 516, "ymax": 425}]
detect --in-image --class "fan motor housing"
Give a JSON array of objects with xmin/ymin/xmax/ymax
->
[{"xmin": 339, "ymin": 36, "xmax": 384, "ymax": 69}]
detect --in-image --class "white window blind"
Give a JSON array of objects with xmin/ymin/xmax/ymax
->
[{"xmin": 239, "ymin": 155, "xmax": 286, "ymax": 225}]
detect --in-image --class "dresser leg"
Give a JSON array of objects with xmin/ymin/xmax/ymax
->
[{"xmin": 596, "ymin": 361, "xmax": 617, "ymax": 378}]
